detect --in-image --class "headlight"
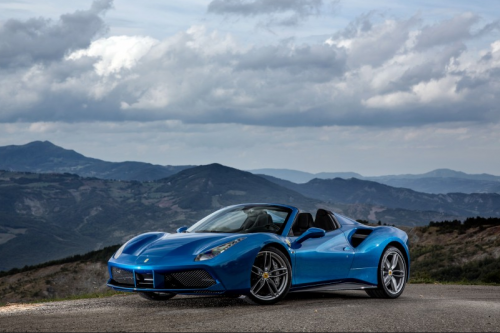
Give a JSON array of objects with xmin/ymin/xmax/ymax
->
[
  {"xmin": 195, "ymin": 238, "xmax": 245, "ymax": 261},
  {"xmin": 114, "ymin": 240, "xmax": 131, "ymax": 259}
]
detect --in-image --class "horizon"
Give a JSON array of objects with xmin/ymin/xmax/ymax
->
[
  {"xmin": 1, "ymin": 0, "xmax": 499, "ymax": 175},
  {"xmin": 3, "ymin": 140, "xmax": 499, "ymax": 178}
]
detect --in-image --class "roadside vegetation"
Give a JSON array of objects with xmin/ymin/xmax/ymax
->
[{"xmin": 409, "ymin": 217, "xmax": 500, "ymax": 285}]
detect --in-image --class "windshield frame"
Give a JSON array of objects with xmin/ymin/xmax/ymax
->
[{"xmin": 187, "ymin": 204, "xmax": 296, "ymax": 235}]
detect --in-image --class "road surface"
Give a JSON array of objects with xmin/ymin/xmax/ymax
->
[{"xmin": 1, "ymin": 284, "xmax": 499, "ymax": 332}]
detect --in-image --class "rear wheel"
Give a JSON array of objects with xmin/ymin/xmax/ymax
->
[
  {"xmin": 245, "ymin": 247, "xmax": 291, "ymax": 305},
  {"xmin": 366, "ymin": 246, "xmax": 407, "ymax": 299},
  {"xmin": 139, "ymin": 292, "xmax": 176, "ymax": 301}
]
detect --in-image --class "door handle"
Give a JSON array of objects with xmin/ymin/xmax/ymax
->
[{"xmin": 343, "ymin": 247, "xmax": 351, "ymax": 252}]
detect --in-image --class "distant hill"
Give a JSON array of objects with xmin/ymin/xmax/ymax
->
[
  {"xmin": 260, "ymin": 175, "xmax": 500, "ymax": 217},
  {"xmin": 377, "ymin": 177, "xmax": 500, "ymax": 194},
  {"xmin": 251, "ymin": 168, "xmax": 500, "ymax": 194},
  {"xmin": 249, "ymin": 168, "xmax": 362, "ymax": 183},
  {"xmin": 370, "ymin": 168, "xmax": 500, "ymax": 182},
  {"xmin": 0, "ymin": 141, "xmax": 192, "ymax": 181}
]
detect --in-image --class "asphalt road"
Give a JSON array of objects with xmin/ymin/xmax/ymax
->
[{"xmin": 1, "ymin": 285, "xmax": 499, "ymax": 332}]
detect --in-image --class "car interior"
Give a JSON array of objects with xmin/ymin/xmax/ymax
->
[{"xmin": 290, "ymin": 209, "xmax": 339, "ymax": 236}]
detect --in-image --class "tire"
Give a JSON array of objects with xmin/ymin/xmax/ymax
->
[
  {"xmin": 366, "ymin": 246, "xmax": 407, "ymax": 299},
  {"xmin": 138, "ymin": 292, "xmax": 176, "ymax": 301},
  {"xmin": 245, "ymin": 247, "xmax": 292, "ymax": 305}
]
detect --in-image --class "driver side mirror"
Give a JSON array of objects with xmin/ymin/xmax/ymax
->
[
  {"xmin": 176, "ymin": 226, "xmax": 188, "ymax": 233},
  {"xmin": 293, "ymin": 227, "xmax": 326, "ymax": 247}
]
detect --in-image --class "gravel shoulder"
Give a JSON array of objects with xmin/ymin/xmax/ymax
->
[{"xmin": 1, "ymin": 284, "xmax": 499, "ymax": 332}]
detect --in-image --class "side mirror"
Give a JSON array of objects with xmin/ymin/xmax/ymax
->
[
  {"xmin": 293, "ymin": 227, "xmax": 326, "ymax": 246},
  {"xmin": 176, "ymin": 226, "xmax": 188, "ymax": 233}
]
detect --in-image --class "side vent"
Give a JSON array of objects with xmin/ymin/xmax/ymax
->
[{"xmin": 351, "ymin": 229, "xmax": 373, "ymax": 247}]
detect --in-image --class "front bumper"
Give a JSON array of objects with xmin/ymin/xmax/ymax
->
[{"xmin": 107, "ymin": 264, "xmax": 228, "ymax": 295}]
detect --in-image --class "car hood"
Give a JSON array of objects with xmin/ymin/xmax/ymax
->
[{"xmin": 133, "ymin": 232, "xmax": 244, "ymax": 258}]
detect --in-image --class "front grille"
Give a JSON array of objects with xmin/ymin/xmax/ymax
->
[
  {"xmin": 136, "ymin": 272, "xmax": 154, "ymax": 288},
  {"xmin": 111, "ymin": 267, "xmax": 134, "ymax": 286},
  {"xmin": 164, "ymin": 270, "xmax": 216, "ymax": 289},
  {"xmin": 185, "ymin": 290, "xmax": 224, "ymax": 295}
]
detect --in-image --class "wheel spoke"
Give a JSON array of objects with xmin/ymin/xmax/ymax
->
[
  {"xmin": 252, "ymin": 265, "xmax": 263, "ymax": 275},
  {"xmin": 390, "ymin": 277, "xmax": 397, "ymax": 291},
  {"xmin": 269, "ymin": 267, "xmax": 287, "ymax": 274},
  {"xmin": 265, "ymin": 252, "xmax": 272, "ymax": 271},
  {"xmin": 391, "ymin": 254, "xmax": 399, "ymax": 270},
  {"xmin": 384, "ymin": 259, "xmax": 391, "ymax": 270},
  {"xmin": 392, "ymin": 270, "xmax": 405, "ymax": 278},
  {"xmin": 384, "ymin": 274, "xmax": 391, "ymax": 286},
  {"xmin": 251, "ymin": 278, "xmax": 265, "ymax": 294},
  {"xmin": 267, "ymin": 279, "xmax": 278, "ymax": 296}
]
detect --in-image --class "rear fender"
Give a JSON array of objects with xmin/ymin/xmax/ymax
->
[{"xmin": 348, "ymin": 227, "xmax": 409, "ymax": 285}]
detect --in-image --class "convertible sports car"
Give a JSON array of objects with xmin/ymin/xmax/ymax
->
[{"xmin": 107, "ymin": 203, "xmax": 410, "ymax": 305}]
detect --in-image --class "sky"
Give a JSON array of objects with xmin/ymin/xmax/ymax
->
[{"xmin": 0, "ymin": 0, "xmax": 499, "ymax": 176}]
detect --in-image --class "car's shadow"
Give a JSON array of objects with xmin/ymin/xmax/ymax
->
[{"xmin": 128, "ymin": 290, "xmax": 370, "ymax": 309}]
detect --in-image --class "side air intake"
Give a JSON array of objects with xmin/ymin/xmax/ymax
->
[{"xmin": 351, "ymin": 229, "xmax": 373, "ymax": 247}]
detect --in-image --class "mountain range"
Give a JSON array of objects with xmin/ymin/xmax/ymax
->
[
  {"xmin": 2, "ymin": 141, "xmax": 499, "ymax": 194},
  {"xmin": 250, "ymin": 168, "xmax": 500, "ymax": 194},
  {"xmin": 0, "ymin": 141, "xmax": 192, "ymax": 181},
  {"xmin": 260, "ymin": 175, "xmax": 500, "ymax": 217}
]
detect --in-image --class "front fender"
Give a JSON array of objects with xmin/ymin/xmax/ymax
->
[{"xmin": 210, "ymin": 233, "xmax": 290, "ymax": 293}]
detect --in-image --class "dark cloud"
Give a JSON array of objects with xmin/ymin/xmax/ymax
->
[
  {"xmin": 207, "ymin": 0, "xmax": 326, "ymax": 26},
  {"xmin": 0, "ymin": 0, "xmax": 112, "ymax": 68}
]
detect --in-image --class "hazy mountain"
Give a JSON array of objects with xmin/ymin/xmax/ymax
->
[
  {"xmin": 377, "ymin": 177, "xmax": 500, "ymax": 194},
  {"xmin": 252, "ymin": 167, "xmax": 500, "ymax": 194},
  {"xmin": 370, "ymin": 168, "xmax": 500, "ymax": 182},
  {"xmin": 260, "ymin": 175, "xmax": 500, "ymax": 217},
  {"xmin": 0, "ymin": 141, "xmax": 192, "ymax": 181},
  {"xmin": 248, "ymin": 168, "xmax": 362, "ymax": 183}
]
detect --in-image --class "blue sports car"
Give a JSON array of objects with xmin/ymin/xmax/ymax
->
[{"xmin": 107, "ymin": 203, "xmax": 410, "ymax": 305}]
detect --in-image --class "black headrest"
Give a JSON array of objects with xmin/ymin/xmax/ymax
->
[
  {"xmin": 255, "ymin": 213, "xmax": 272, "ymax": 227},
  {"xmin": 297, "ymin": 213, "xmax": 314, "ymax": 229},
  {"xmin": 315, "ymin": 209, "xmax": 335, "ymax": 231}
]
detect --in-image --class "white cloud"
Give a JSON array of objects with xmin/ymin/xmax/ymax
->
[{"xmin": 67, "ymin": 35, "xmax": 158, "ymax": 76}]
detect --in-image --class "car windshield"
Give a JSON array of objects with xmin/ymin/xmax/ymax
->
[{"xmin": 187, "ymin": 205, "xmax": 292, "ymax": 234}]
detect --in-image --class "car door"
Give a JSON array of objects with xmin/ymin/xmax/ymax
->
[{"xmin": 291, "ymin": 228, "xmax": 354, "ymax": 286}]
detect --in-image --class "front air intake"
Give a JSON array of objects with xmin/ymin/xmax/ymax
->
[
  {"xmin": 111, "ymin": 267, "xmax": 134, "ymax": 287},
  {"xmin": 164, "ymin": 270, "xmax": 216, "ymax": 289}
]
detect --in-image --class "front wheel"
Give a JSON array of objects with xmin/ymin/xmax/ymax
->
[
  {"xmin": 245, "ymin": 247, "xmax": 291, "ymax": 305},
  {"xmin": 366, "ymin": 246, "xmax": 407, "ymax": 299},
  {"xmin": 139, "ymin": 292, "xmax": 176, "ymax": 301}
]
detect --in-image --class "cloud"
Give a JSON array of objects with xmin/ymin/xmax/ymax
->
[
  {"xmin": 0, "ymin": 0, "xmax": 112, "ymax": 68},
  {"xmin": 415, "ymin": 13, "xmax": 500, "ymax": 50},
  {"xmin": 1, "ymin": 8, "xmax": 500, "ymax": 129},
  {"xmin": 207, "ymin": 0, "xmax": 327, "ymax": 26}
]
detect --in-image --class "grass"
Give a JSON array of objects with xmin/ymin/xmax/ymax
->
[{"xmin": 0, "ymin": 290, "xmax": 129, "ymax": 307}]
